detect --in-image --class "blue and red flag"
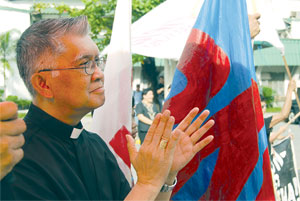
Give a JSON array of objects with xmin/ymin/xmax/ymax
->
[{"xmin": 163, "ymin": 0, "xmax": 275, "ymax": 200}]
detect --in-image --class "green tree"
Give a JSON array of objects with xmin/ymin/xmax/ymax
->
[
  {"xmin": 0, "ymin": 30, "xmax": 19, "ymax": 99},
  {"xmin": 262, "ymin": 86, "xmax": 275, "ymax": 107},
  {"xmin": 33, "ymin": 0, "xmax": 166, "ymax": 63}
]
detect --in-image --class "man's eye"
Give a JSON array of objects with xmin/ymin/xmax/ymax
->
[{"xmin": 80, "ymin": 61, "xmax": 89, "ymax": 66}]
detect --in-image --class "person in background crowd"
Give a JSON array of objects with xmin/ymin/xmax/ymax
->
[
  {"xmin": 133, "ymin": 84, "xmax": 142, "ymax": 106},
  {"xmin": 261, "ymin": 79, "xmax": 296, "ymax": 152},
  {"xmin": 131, "ymin": 97, "xmax": 137, "ymax": 139},
  {"xmin": 248, "ymin": 13, "xmax": 261, "ymax": 39},
  {"xmin": 157, "ymin": 76, "xmax": 165, "ymax": 109},
  {"xmin": 136, "ymin": 88, "xmax": 160, "ymax": 144}
]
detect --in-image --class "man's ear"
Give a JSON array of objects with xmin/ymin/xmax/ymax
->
[{"xmin": 31, "ymin": 73, "xmax": 53, "ymax": 98}]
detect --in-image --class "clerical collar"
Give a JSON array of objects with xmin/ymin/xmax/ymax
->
[{"xmin": 25, "ymin": 104, "xmax": 84, "ymax": 140}]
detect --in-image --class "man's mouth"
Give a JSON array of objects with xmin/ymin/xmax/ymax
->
[{"xmin": 90, "ymin": 86, "xmax": 104, "ymax": 93}]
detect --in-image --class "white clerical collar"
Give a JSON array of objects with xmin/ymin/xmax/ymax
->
[{"xmin": 70, "ymin": 127, "xmax": 84, "ymax": 139}]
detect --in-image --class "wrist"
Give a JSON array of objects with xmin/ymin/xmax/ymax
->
[
  {"xmin": 165, "ymin": 172, "xmax": 178, "ymax": 185},
  {"xmin": 135, "ymin": 181, "xmax": 162, "ymax": 193},
  {"xmin": 160, "ymin": 177, "xmax": 177, "ymax": 193}
]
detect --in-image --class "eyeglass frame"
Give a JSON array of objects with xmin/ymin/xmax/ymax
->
[{"xmin": 37, "ymin": 57, "xmax": 106, "ymax": 75}]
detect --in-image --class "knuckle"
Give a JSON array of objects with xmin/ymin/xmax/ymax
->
[
  {"xmin": 15, "ymin": 149, "xmax": 24, "ymax": 163},
  {"xmin": 18, "ymin": 134, "xmax": 25, "ymax": 147}
]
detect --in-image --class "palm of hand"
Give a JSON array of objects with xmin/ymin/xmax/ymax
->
[
  {"xmin": 168, "ymin": 108, "xmax": 215, "ymax": 175},
  {"xmin": 170, "ymin": 132, "xmax": 195, "ymax": 173}
]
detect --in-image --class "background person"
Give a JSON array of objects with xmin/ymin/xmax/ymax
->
[
  {"xmin": 261, "ymin": 79, "xmax": 296, "ymax": 151},
  {"xmin": 133, "ymin": 84, "xmax": 142, "ymax": 106},
  {"xmin": 248, "ymin": 13, "xmax": 261, "ymax": 39},
  {"xmin": 156, "ymin": 76, "xmax": 164, "ymax": 109},
  {"xmin": 135, "ymin": 88, "xmax": 160, "ymax": 144}
]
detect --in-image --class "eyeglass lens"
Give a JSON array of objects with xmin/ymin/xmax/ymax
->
[{"xmin": 85, "ymin": 59, "xmax": 106, "ymax": 75}]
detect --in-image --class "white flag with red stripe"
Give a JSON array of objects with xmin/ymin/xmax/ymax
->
[{"xmin": 90, "ymin": 0, "xmax": 132, "ymax": 185}]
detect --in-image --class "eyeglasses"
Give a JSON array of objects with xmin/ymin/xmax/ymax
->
[{"xmin": 38, "ymin": 57, "xmax": 106, "ymax": 75}]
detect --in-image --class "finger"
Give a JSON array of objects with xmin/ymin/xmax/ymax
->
[
  {"xmin": 0, "ymin": 102, "xmax": 18, "ymax": 121},
  {"xmin": 185, "ymin": 110, "xmax": 210, "ymax": 136},
  {"xmin": 165, "ymin": 129, "xmax": 182, "ymax": 154},
  {"xmin": 161, "ymin": 116, "xmax": 175, "ymax": 140},
  {"xmin": 9, "ymin": 135, "xmax": 25, "ymax": 150},
  {"xmin": 191, "ymin": 120, "xmax": 215, "ymax": 144},
  {"xmin": 254, "ymin": 13, "xmax": 261, "ymax": 19},
  {"xmin": 193, "ymin": 135, "xmax": 214, "ymax": 154},
  {"xmin": 177, "ymin": 107, "xmax": 199, "ymax": 132},
  {"xmin": 0, "ymin": 152, "xmax": 13, "ymax": 174},
  {"xmin": 0, "ymin": 139, "xmax": 9, "ymax": 157},
  {"xmin": 11, "ymin": 148, "xmax": 24, "ymax": 165},
  {"xmin": 143, "ymin": 113, "xmax": 161, "ymax": 145},
  {"xmin": 0, "ymin": 147, "xmax": 23, "ymax": 173},
  {"xmin": 0, "ymin": 150, "xmax": 22, "ymax": 179},
  {"xmin": 152, "ymin": 110, "xmax": 170, "ymax": 146},
  {"xmin": 158, "ymin": 116, "xmax": 175, "ymax": 149},
  {"xmin": 0, "ymin": 119, "xmax": 26, "ymax": 136},
  {"xmin": 126, "ymin": 135, "xmax": 138, "ymax": 164}
]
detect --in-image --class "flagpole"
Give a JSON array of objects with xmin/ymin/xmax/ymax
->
[
  {"xmin": 282, "ymin": 55, "xmax": 300, "ymax": 110},
  {"xmin": 252, "ymin": 0, "xmax": 300, "ymax": 113}
]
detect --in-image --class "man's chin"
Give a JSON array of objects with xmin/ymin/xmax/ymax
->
[{"xmin": 92, "ymin": 98, "xmax": 105, "ymax": 109}]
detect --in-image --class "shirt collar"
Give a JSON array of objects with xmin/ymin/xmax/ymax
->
[{"xmin": 25, "ymin": 103, "xmax": 84, "ymax": 140}]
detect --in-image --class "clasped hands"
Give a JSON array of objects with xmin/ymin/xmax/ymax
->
[{"xmin": 126, "ymin": 107, "xmax": 214, "ymax": 193}]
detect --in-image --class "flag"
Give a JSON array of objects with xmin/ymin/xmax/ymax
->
[
  {"xmin": 90, "ymin": 0, "xmax": 132, "ymax": 185},
  {"xmin": 131, "ymin": 0, "xmax": 204, "ymax": 60},
  {"xmin": 163, "ymin": 0, "xmax": 275, "ymax": 200}
]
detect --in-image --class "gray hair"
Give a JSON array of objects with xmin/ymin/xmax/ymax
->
[{"xmin": 16, "ymin": 16, "xmax": 89, "ymax": 96}]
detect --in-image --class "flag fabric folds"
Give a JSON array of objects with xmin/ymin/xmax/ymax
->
[
  {"xmin": 90, "ymin": 0, "xmax": 132, "ymax": 185},
  {"xmin": 131, "ymin": 0, "xmax": 204, "ymax": 60},
  {"xmin": 164, "ymin": 0, "xmax": 275, "ymax": 200}
]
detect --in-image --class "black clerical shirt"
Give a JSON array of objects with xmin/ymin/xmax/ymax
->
[{"xmin": 2, "ymin": 104, "xmax": 130, "ymax": 200}]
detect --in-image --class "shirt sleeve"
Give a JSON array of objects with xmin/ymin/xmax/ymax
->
[
  {"xmin": 264, "ymin": 116, "xmax": 273, "ymax": 139},
  {"xmin": 89, "ymin": 133, "xmax": 131, "ymax": 200},
  {"xmin": 135, "ymin": 103, "xmax": 144, "ymax": 115}
]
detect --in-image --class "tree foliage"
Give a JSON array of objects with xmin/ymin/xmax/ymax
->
[
  {"xmin": 33, "ymin": 0, "xmax": 166, "ymax": 63},
  {"xmin": 0, "ymin": 30, "xmax": 20, "ymax": 98},
  {"xmin": 262, "ymin": 86, "xmax": 275, "ymax": 107}
]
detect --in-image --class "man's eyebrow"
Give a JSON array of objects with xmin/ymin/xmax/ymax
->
[{"xmin": 74, "ymin": 54, "xmax": 100, "ymax": 61}]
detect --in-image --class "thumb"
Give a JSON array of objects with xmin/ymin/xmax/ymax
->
[{"xmin": 126, "ymin": 134, "xmax": 138, "ymax": 164}]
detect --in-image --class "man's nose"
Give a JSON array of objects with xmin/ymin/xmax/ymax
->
[{"xmin": 91, "ymin": 65, "xmax": 104, "ymax": 82}]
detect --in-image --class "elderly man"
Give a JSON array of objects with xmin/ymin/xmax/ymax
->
[{"xmin": 3, "ymin": 16, "xmax": 214, "ymax": 200}]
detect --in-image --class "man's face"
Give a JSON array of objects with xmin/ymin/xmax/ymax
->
[
  {"xmin": 261, "ymin": 101, "xmax": 267, "ymax": 114},
  {"xmin": 143, "ymin": 90, "xmax": 154, "ymax": 103},
  {"xmin": 47, "ymin": 34, "xmax": 105, "ymax": 114},
  {"xmin": 159, "ymin": 77, "xmax": 164, "ymax": 84}
]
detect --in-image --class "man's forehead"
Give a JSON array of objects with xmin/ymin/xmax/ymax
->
[{"xmin": 58, "ymin": 34, "xmax": 100, "ymax": 61}]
